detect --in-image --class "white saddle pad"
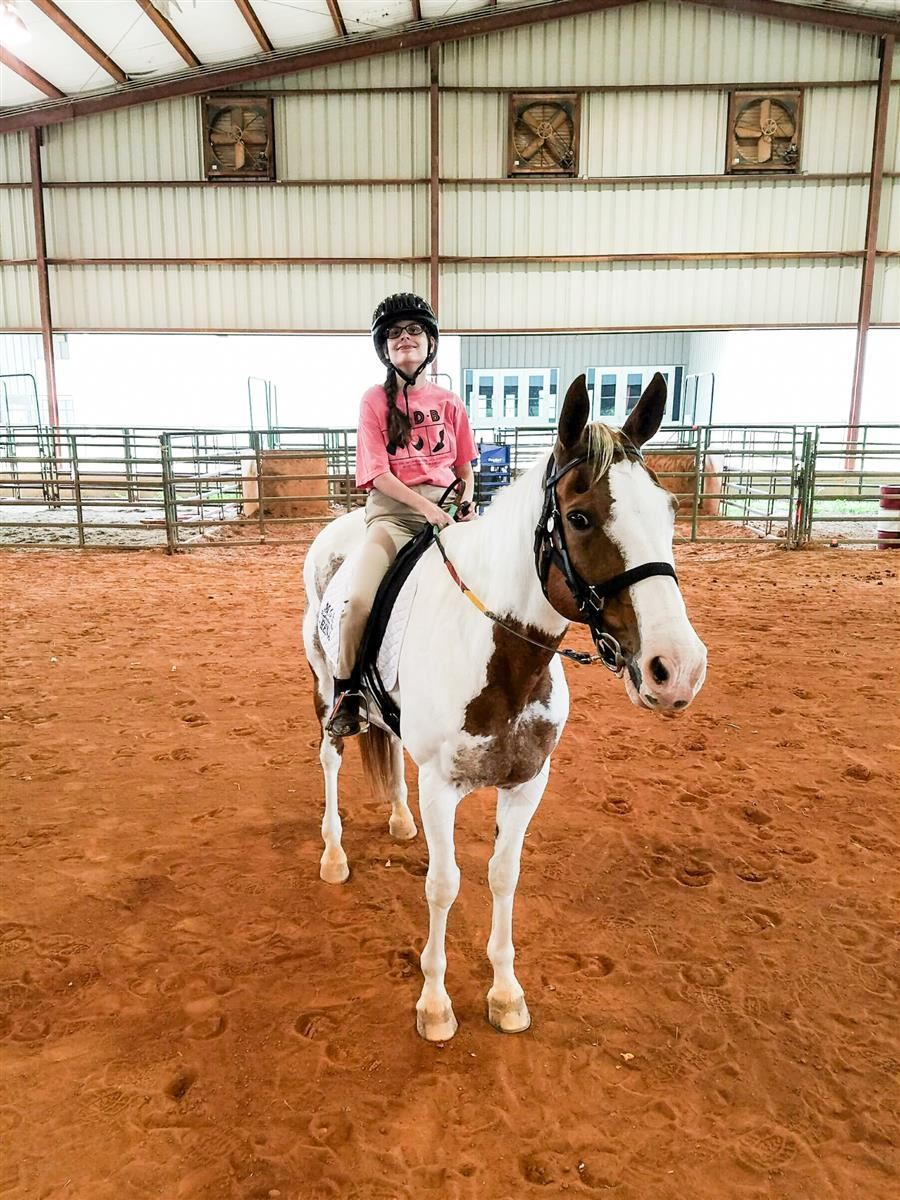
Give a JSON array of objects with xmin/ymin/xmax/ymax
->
[{"xmin": 318, "ymin": 549, "xmax": 419, "ymax": 692}]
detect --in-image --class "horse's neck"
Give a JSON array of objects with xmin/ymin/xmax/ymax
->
[{"xmin": 439, "ymin": 457, "xmax": 567, "ymax": 638}]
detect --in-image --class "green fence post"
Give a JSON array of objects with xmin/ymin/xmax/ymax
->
[
  {"xmin": 160, "ymin": 434, "xmax": 179, "ymax": 554},
  {"xmin": 70, "ymin": 433, "xmax": 85, "ymax": 547},
  {"xmin": 690, "ymin": 432, "xmax": 702, "ymax": 542},
  {"xmin": 251, "ymin": 431, "xmax": 266, "ymax": 542}
]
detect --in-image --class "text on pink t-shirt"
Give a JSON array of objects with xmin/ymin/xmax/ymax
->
[{"xmin": 355, "ymin": 381, "xmax": 478, "ymax": 491}]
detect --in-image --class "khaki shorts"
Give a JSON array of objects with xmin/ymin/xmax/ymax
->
[{"xmin": 364, "ymin": 482, "xmax": 448, "ymax": 549}]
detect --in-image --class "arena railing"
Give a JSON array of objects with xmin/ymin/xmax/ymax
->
[{"xmin": 1, "ymin": 422, "xmax": 897, "ymax": 551}]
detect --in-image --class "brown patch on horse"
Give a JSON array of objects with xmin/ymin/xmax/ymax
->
[
  {"xmin": 308, "ymin": 552, "xmax": 346, "ymax": 748},
  {"xmin": 316, "ymin": 552, "xmax": 345, "ymax": 597},
  {"xmin": 452, "ymin": 622, "xmax": 563, "ymax": 791}
]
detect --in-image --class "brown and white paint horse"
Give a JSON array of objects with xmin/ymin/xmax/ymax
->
[{"xmin": 302, "ymin": 374, "xmax": 707, "ymax": 1041}]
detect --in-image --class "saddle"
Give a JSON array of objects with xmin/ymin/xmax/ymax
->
[{"xmin": 318, "ymin": 525, "xmax": 436, "ymax": 737}]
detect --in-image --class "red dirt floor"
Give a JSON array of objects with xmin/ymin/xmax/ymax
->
[{"xmin": 1, "ymin": 542, "xmax": 898, "ymax": 1200}]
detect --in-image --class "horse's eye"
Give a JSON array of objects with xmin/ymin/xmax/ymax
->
[{"xmin": 567, "ymin": 511, "xmax": 591, "ymax": 531}]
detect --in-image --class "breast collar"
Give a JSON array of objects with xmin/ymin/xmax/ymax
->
[{"xmin": 533, "ymin": 447, "xmax": 678, "ymax": 674}]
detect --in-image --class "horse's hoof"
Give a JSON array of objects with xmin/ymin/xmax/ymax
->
[
  {"xmin": 389, "ymin": 814, "xmax": 417, "ymax": 841},
  {"xmin": 319, "ymin": 857, "xmax": 349, "ymax": 884},
  {"xmin": 416, "ymin": 1006, "xmax": 458, "ymax": 1042},
  {"xmin": 488, "ymin": 995, "xmax": 531, "ymax": 1034}
]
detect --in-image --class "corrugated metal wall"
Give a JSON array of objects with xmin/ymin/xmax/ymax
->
[
  {"xmin": 1, "ymin": 2, "xmax": 897, "ymax": 334},
  {"xmin": 49, "ymin": 263, "xmax": 430, "ymax": 331},
  {"xmin": 462, "ymin": 332, "xmax": 693, "ymax": 392}
]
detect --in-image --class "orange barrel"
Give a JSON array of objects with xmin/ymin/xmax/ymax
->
[{"xmin": 877, "ymin": 485, "xmax": 900, "ymax": 549}]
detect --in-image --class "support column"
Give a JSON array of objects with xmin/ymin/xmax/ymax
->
[
  {"xmin": 28, "ymin": 126, "xmax": 60, "ymax": 429},
  {"xmin": 847, "ymin": 34, "xmax": 894, "ymax": 466},
  {"xmin": 429, "ymin": 43, "xmax": 440, "ymax": 318}
]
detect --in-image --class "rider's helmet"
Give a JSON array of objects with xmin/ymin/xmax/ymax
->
[{"xmin": 371, "ymin": 293, "xmax": 439, "ymax": 373}]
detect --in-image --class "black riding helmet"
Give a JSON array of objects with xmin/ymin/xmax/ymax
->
[{"xmin": 371, "ymin": 293, "xmax": 439, "ymax": 382}]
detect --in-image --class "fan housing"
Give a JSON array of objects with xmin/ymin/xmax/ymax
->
[
  {"xmin": 727, "ymin": 89, "xmax": 802, "ymax": 173},
  {"xmin": 508, "ymin": 93, "xmax": 580, "ymax": 178},
  {"xmin": 202, "ymin": 94, "xmax": 275, "ymax": 181}
]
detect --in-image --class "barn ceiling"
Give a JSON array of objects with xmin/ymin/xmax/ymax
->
[{"xmin": 0, "ymin": 0, "xmax": 898, "ymax": 119}]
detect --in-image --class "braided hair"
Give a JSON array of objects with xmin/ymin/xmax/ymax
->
[{"xmin": 384, "ymin": 366, "xmax": 412, "ymax": 451}]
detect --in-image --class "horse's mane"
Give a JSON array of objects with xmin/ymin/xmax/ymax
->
[{"xmin": 585, "ymin": 422, "xmax": 619, "ymax": 482}]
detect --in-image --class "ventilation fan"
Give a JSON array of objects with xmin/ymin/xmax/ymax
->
[
  {"xmin": 202, "ymin": 95, "xmax": 275, "ymax": 181},
  {"xmin": 508, "ymin": 93, "xmax": 580, "ymax": 177},
  {"xmin": 727, "ymin": 90, "xmax": 802, "ymax": 173}
]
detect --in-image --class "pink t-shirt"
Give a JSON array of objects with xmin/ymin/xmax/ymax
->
[{"xmin": 355, "ymin": 381, "xmax": 478, "ymax": 491}]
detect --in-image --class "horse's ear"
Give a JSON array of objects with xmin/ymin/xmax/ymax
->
[
  {"xmin": 558, "ymin": 374, "xmax": 590, "ymax": 449},
  {"xmin": 621, "ymin": 372, "xmax": 667, "ymax": 448}
]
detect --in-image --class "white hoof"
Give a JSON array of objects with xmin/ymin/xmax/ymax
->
[
  {"xmin": 416, "ymin": 1005, "xmax": 458, "ymax": 1042},
  {"xmin": 319, "ymin": 855, "xmax": 349, "ymax": 884},
  {"xmin": 488, "ymin": 994, "xmax": 531, "ymax": 1034},
  {"xmin": 389, "ymin": 812, "xmax": 417, "ymax": 841}
]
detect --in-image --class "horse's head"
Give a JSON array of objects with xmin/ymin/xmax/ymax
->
[{"xmin": 538, "ymin": 373, "xmax": 707, "ymax": 714}]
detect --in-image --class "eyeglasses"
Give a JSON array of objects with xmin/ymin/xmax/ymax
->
[{"xmin": 386, "ymin": 322, "xmax": 426, "ymax": 339}]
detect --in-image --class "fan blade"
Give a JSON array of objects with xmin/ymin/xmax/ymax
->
[
  {"xmin": 735, "ymin": 119, "xmax": 763, "ymax": 137},
  {"xmin": 231, "ymin": 107, "xmax": 244, "ymax": 134},
  {"xmin": 759, "ymin": 98, "xmax": 770, "ymax": 129},
  {"xmin": 234, "ymin": 140, "xmax": 245, "ymax": 170},
  {"xmin": 756, "ymin": 135, "xmax": 772, "ymax": 163},
  {"xmin": 549, "ymin": 108, "xmax": 568, "ymax": 132},
  {"xmin": 517, "ymin": 135, "xmax": 545, "ymax": 161},
  {"xmin": 210, "ymin": 131, "xmax": 236, "ymax": 144},
  {"xmin": 519, "ymin": 109, "xmax": 544, "ymax": 137}
]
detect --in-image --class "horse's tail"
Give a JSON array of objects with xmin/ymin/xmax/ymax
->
[{"xmin": 359, "ymin": 725, "xmax": 395, "ymax": 799}]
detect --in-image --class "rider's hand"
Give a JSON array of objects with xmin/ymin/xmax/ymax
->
[
  {"xmin": 424, "ymin": 501, "xmax": 453, "ymax": 529},
  {"xmin": 456, "ymin": 501, "xmax": 477, "ymax": 522}
]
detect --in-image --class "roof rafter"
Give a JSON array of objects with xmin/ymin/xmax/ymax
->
[
  {"xmin": 0, "ymin": 47, "xmax": 65, "ymax": 99},
  {"xmin": 326, "ymin": 0, "xmax": 348, "ymax": 39},
  {"xmin": 135, "ymin": 0, "xmax": 201, "ymax": 68},
  {"xmin": 687, "ymin": 0, "xmax": 900, "ymax": 37},
  {"xmin": 234, "ymin": 0, "xmax": 274, "ymax": 54},
  {"xmin": 3, "ymin": 0, "xmax": 899, "ymax": 135},
  {"xmin": 411, "ymin": 1, "xmax": 422, "ymax": 21},
  {"xmin": 30, "ymin": 0, "xmax": 128, "ymax": 85}
]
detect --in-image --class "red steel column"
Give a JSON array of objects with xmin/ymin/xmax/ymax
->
[
  {"xmin": 28, "ymin": 127, "xmax": 60, "ymax": 429},
  {"xmin": 847, "ymin": 34, "xmax": 894, "ymax": 465}
]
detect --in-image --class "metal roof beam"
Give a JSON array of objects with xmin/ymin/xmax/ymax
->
[
  {"xmin": 411, "ymin": 1, "xmax": 422, "ymax": 21},
  {"xmin": 135, "ymin": 0, "xmax": 201, "ymax": 68},
  {"xmin": 234, "ymin": 0, "xmax": 274, "ymax": 54},
  {"xmin": 326, "ymin": 0, "xmax": 347, "ymax": 39},
  {"xmin": 30, "ymin": 0, "xmax": 128, "ymax": 85},
  {"xmin": 686, "ymin": 0, "xmax": 900, "ymax": 37},
  {"xmin": 0, "ymin": 0, "xmax": 636, "ymax": 132},
  {"xmin": 0, "ymin": 47, "xmax": 65, "ymax": 99}
]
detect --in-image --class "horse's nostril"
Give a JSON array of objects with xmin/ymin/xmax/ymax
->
[
  {"xmin": 650, "ymin": 656, "xmax": 669, "ymax": 685},
  {"xmin": 673, "ymin": 699, "xmax": 688, "ymax": 709}
]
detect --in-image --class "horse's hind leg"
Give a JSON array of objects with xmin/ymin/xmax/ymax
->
[
  {"xmin": 387, "ymin": 735, "xmax": 416, "ymax": 841},
  {"xmin": 486, "ymin": 759, "xmax": 549, "ymax": 1033}
]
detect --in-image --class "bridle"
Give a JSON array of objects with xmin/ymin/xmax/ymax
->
[{"xmin": 533, "ymin": 449, "xmax": 678, "ymax": 674}]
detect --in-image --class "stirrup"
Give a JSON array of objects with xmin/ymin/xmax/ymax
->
[{"xmin": 325, "ymin": 689, "xmax": 369, "ymax": 738}]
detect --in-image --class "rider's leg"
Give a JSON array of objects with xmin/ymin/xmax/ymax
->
[{"xmin": 327, "ymin": 525, "xmax": 400, "ymax": 737}]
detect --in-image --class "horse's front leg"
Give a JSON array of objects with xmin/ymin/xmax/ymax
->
[
  {"xmin": 415, "ymin": 765, "xmax": 463, "ymax": 1042},
  {"xmin": 487, "ymin": 759, "xmax": 549, "ymax": 1033}
]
